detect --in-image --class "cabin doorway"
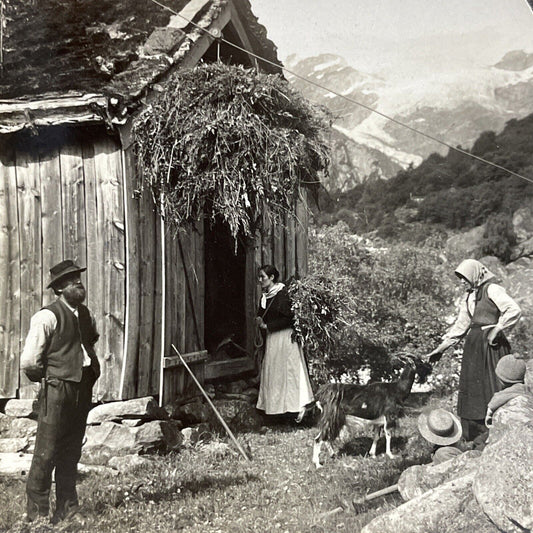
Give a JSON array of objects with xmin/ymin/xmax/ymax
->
[{"xmin": 203, "ymin": 219, "xmax": 248, "ymax": 360}]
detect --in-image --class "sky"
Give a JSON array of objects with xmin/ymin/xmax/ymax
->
[{"xmin": 251, "ymin": 0, "xmax": 533, "ymax": 81}]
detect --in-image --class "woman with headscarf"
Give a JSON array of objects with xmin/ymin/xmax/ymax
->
[
  {"xmin": 427, "ymin": 259, "xmax": 521, "ymax": 442},
  {"xmin": 255, "ymin": 264, "xmax": 314, "ymax": 420}
]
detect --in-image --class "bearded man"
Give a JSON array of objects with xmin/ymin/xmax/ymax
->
[{"xmin": 21, "ymin": 260, "xmax": 100, "ymax": 524}]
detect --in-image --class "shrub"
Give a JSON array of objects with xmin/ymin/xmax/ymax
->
[{"xmin": 302, "ymin": 222, "xmax": 455, "ymax": 383}]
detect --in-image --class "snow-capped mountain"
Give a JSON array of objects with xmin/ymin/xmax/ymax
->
[{"xmin": 285, "ymin": 50, "xmax": 533, "ymax": 190}]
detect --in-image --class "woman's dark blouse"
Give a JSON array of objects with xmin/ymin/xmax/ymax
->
[{"xmin": 258, "ymin": 288, "xmax": 294, "ymax": 333}]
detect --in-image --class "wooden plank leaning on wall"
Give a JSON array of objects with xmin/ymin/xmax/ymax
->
[{"xmin": 0, "ymin": 140, "xmax": 20, "ymax": 398}]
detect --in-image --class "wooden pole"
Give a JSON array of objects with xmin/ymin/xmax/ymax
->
[
  {"xmin": 353, "ymin": 484, "xmax": 398, "ymax": 505},
  {"xmin": 171, "ymin": 344, "xmax": 251, "ymax": 462}
]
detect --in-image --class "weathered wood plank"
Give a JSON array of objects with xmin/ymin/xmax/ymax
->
[
  {"xmin": 285, "ymin": 212, "xmax": 296, "ymax": 279},
  {"xmin": 137, "ymin": 187, "xmax": 157, "ymax": 397},
  {"xmin": 0, "ymin": 142, "xmax": 20, "ymax": 398},
  {"xmin": 205, "ymin": 357, "xmax": 255, "ymax": 381},
  {"xmin": 152, "ymin": 211, "xmax": 163, "ymax": 396},
  {"xmin": 40, "ymin": 145, "xmax": 63, "ymax": 307},
  {"xmin": 59, "ymin": 142, "xmax": 86, "ymax": 266},
  {"xmin": 244, "ymin": 239, "xmax": 256, "ymax": 358},
  {"xmin": 163, "ymin": 350, "xmax": 208, "ymax": 369},
  {"xmin": 261, "ymin": 212, "xmax": 272, "ymax": 266},
  {"xmin": 181, "ymin": 228, "xmax": 198, "ymax": 354},
  {"xmin": 272, "ymin": 220, "xmax": 285, "ymax": 280},
  {"xmin": 16, "ymin": 147, "xmax": 42, "ymax": 399},
  {"xmin": 295, "ymin": 190, "xmax": 309, "ymax": 277},
  {"xmin": 173, "ymin": 232, "xmax": 186, "ymax": 353},
  {"xmin": 93, "ymin": 134, "xmax": 125, "ymax": 401},
  {"xmin": 194, "ymin": 218, "xmax": 205, "ymax": 352},
  {"xmin": 119, "ymin": 146, "xmax": 140, "ymax": 399}
]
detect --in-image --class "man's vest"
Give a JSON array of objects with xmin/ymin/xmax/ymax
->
[{"xmin": 43, "ymin": 299, "xmax": 100, "ymax": 382}]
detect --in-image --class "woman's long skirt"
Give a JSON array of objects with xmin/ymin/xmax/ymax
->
[
  {"xmin": 256, "ymin": 328, "xmax": 314, "ymax": 415},
  {"xmin": 457, "ymin": 325, "xmax": 511, "ymax": 421}
]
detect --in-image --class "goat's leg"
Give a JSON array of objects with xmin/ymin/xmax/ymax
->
[
  {"xmin": 368, "ymin": 426, "xmax": 380, "ymax": 458},
  {"xmin": 325, "ymin": 441, "xmax": 335, "ymax": 457},
  {"xmin": 384, "ymin": 419, "xmax": 395, "ymax": 459},
  {"xmin": 313, "ymin": 435, "xmax": 323, "ymax": 469}
]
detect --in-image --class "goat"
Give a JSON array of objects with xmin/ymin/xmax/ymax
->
[{"xmin": 312, "ymin": 355, "xmax": 432, "ymax": 468}]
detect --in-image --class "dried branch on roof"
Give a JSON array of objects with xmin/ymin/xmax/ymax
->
[{"xmin": 132, "ymin": 62, "xmax": 330, "ymax": 241}]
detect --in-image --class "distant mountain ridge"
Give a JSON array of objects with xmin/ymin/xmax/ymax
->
[{"xmin": 287, "ymin": 50, "xmax": 533, "ymax": 191}]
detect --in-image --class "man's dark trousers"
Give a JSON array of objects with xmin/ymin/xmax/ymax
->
[{"xmin": 27, "ymin": 367, "xmax": 95, "ymax": 517}]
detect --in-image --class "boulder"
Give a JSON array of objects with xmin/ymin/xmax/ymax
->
[
  {"xmin": 181, "ymin": 423, "xmax": 212, "ymax": 446},
  {"xmin": 208, "ymin": 399, "xmax": 263, "ymax": 433},
  {"xmin": 0, "ymin": 415, "xmax": 38, "ymax": 439},
  {"xmin": 445, "ymin": 226, "xmax": 485, "ymax": 260},
  {"xmin": 108, "ymin": 454, "xmax": 155, "ymax": 472},
  {"xmin": 473, "ymin": 422, "xmax": 533, "ymax": 533},
  {"xmin": 169, "ymin": 398, "xmax": 211, "ymax": 424},
  {"xmin": 87, "ymin": 397, "xmax": 169, "ymax": 425},
  {"xmin": 512, "ymin": 205, "xmax": 533, "ymax": 243},
  {"xmin": 0, "ymin": 452, "xmax": 32, "ymax": 477},
  {"xmin": 0, "ymin": 437, "xmax": 29, "ymax": 453},
  {"xmin": 398, "ymin": 450, "xmax": 482, "ymax": 501},
  {"xmin": 488, "ymin": 393, "xmax": 533, "ymax": 443},
  {"xmin": 3, "ymin": 399, "xmax": 36, "ymax": 418},
  {"xmin": 526, "ymin": 359, "xmax": 533, "ymax": 393},
  {"xmin": 361, "ymin": 471, "xmax": 496, "ymax": 533},
  {"xmin": 121, "ymin": 419, "xmax": 144, "ymax": 427},
  {"xmin": 80, "ymin": 444, "xmax": 118, "ymax": 466},
  {"xmin": 84, "ymin": 420, "xmax": 182, "ymax": 455},
  {"xmin": 505, "ymin": 257, "xmax": 533, "ymax": 314}
]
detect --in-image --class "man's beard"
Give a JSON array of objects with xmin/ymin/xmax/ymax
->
[{"xmin": 63, "ymin": 285, "xmax": 86, "ymax": 306}]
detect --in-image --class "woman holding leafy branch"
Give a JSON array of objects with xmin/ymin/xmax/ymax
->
[
  {"xmin": 427, "ymin": 259, "xmax": 521, "ymax": 442},
  {"xmin": 256, "ymin": 265, "xmax": 314, "ymax": 420}
]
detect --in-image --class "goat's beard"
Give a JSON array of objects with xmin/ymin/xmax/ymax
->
[{"xmin": 63, "ymin": 285, "xmax": 86, "ymax": 306}]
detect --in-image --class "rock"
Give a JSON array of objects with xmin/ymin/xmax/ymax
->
[
  {"xmin": 78, "ymin": 463, "xmax": 118, "ymax": 476},
  {"xmin": 361, "ymin": 471, "xmax": 496, "ymax": 533},
  {"xmin": 3, "ymin": 399, "xmax": 36, "ymax": 418},
  {"xmin": 512, "ymin": 205, "xmax": 533, "ymax": 243},
  {"xmin": 171, "ymin": 399, "xmax": 211, "ymax": 424},
  {"xmin": 473, "ymin": 422, "xmax": 533, "ymax": 533},
  {"xmin": 121, "ymin": 419, "xmax": 144, "ymax": 427},
  {"xmin": 526, "ymin": 359, "xmax": 533, "ymax": 392},
  {"xmin": 0, "ymin": 415, "xmax": 38, "ymax": 439},
  {"xmin": 87, "ymin": 397, "xmax": 169, "ymax": 425},
  {"xmin": 489, "ymin": 393, "xmax": 533, "ymax": 443},
  {"xmin": 0, "ymin": 437, "xmax": 29, "ymax": 453},
  {"xmin": 505, "ymin": 257, "xmax": 533, "ymax": 314},
  {"xmin": 445, "ymin": 226, "xmax": 485, "ymax": 259},
  {"xmin": 230, "ymin": 403, "xmax": 264, "ymax": 432},
  {"xmin": 181, "ymin": 423, "xmax": 212, "ymax": 446},
  {"xmin": 85, "ymin": 420, "xmax": 182, "ymax": 455},
  {"xmin": 0, "ymin": 453, "xmax": 32, "ymax": 477},
  {"xmin": 108, "ymin": 454, "xmax": 155, "ymax": 472},
  {"xmin": 81, "ymin": 444, "xmax": 121, "ymax": 466},
  {"xmin": 398, "ymin": 450, "xmax": 482, "ymax": 501}
]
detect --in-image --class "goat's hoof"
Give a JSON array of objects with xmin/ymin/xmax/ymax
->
[
  {"xmin": 314, "ymin": 463, "xmax": 323, "ymax": 470},
  {"xmin": 386, "ymin": 453, "xmax": 396, "ymax": 459}
]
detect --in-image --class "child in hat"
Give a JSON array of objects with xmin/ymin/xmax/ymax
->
[
  {"xmin": 418, "ymin": 408, "xmax": 468, "ymax": 464},
  {"xmin": 485, "ymin": 353, "xmax": 527, "ymax": 428}
]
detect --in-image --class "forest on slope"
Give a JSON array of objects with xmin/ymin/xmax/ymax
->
[{"xmin": 316, "ymin": 112, "xmax": 533, "ymax": 262}]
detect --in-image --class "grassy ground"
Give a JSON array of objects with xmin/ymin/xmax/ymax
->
[{"xmin": 0, "ymin": 393, "xmax": 451, "ymax": 533}]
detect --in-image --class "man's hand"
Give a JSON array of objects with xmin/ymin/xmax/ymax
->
[
  {"xmin": 485, "ymin": 409, "xmax": 493, "ymax": 428},
  {"xmin": 255, "ymin": 317, "xmax": 267, "ymax": 330}
]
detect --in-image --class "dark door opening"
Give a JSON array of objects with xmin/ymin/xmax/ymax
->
[{"xmin": 204, "ymin": 219, "xmax": 247, "ymax": 359}]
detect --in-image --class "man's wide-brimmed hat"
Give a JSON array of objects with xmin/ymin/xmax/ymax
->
[
  {"xmin": 47, "ymin": 260, "xmax": 86, "ymax": 289},
  {"xmin": 418, "ymin": 408, "xmax": 462, "ymax": 446}
]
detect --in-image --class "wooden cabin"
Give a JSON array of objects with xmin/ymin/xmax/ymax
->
[{"xmin": 0, "ymin": 0, "xmax": 309, "ymax": 405}]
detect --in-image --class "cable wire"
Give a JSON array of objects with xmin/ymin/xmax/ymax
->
[{"xmin": 148, "ymin": 0, "xmax": 533, "ymax": 186}]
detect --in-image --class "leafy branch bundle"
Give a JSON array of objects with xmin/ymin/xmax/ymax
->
[{"xmin": 133, "ymin": 63, "xmax": 330, "ymax": 239}]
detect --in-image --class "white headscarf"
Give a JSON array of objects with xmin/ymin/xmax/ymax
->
[
  {"xmin": 260, "ymin": 282, "xmax": 285, "ymax": 309},
  {"xmin": 455, "ymin": 259, "xmax": 495, "ymax": 289}
]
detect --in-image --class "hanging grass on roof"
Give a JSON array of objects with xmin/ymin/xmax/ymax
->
[{"xmin": 133, "ymin": 63, "xmax": 330, "ymax": 239}]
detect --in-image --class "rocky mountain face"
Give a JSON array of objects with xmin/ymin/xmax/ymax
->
[{"xmin": 287, "ymin": 50, "xmax": 533, "ymax": 191}]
